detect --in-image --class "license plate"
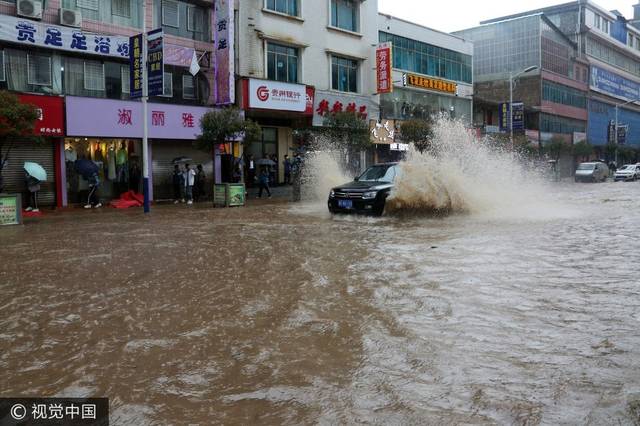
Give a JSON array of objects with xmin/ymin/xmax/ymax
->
[{"xmin": 338, "ymin": 199, "xmax": 353, "ymax": 209}]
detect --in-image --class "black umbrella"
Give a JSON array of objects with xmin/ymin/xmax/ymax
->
[
  {"xmin": 172, "ymin": 156, "xmax": 193, "ymax": 164},
  {"xmin": 75, "ymin": 158, "xmax": 99, "ymax": 178},
  {"xmin": 256, "ymin": 158, "xmax": 276, "ymax": 166}
]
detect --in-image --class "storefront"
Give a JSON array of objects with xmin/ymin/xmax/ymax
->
[
  {"xmin": 64, "ymin": 96, "xmax": 212, "ymax": 205},
  {"xmin": 2, "ymin": 94, "xmax": 64, "ymax": 208},
  {"xmin": 240, "ymin": 78, "xmax": 314, "ymax": 184}
]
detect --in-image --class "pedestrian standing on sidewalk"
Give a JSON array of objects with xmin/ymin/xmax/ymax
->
[
  {"xmin": 284, "ymin": 155, "xmax": 292, "ymax": 185},
  {"xmin": 24, "ymin": 172, "xmax": 41, "ymax": 212},
  {"xmin": 292, "ymin": 153, "xmax": 303, "ymax": 202},
  {"xmin": 247, "ymin": 155, "xmax": 256, "ymax": 187},
  {"xmin": 84, "ymin": 172, "xmax": 102, "ymax": 209},
  {"xmin": 194, "ymin": 164, "xmax": 206, "ymax": 201},
  {"xmin": 184, "ymin": 163, "xmax": 196, "ymax": 205},
  {"xmin": 172, "ymin": 164, "xmax": 184, "ymax": 204},
  {"xmin": 258, "ymin": 167, "xmax": 271, "ymax": 198}
]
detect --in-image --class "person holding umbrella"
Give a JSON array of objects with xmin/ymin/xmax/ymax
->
[
  {"xmin": 75, "ymin": 159, "xmax": 102, "ymax": 209},
  {"xmin": 23, "ymin": 162, "xmax": 46, "ymax": 213}
]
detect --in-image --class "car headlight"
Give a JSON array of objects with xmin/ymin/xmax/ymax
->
[
  {"xmin": 362, "ymin": 191, "xmax": 378, "ymax": 200},
  {"xmin": 329, "ymin": 190, "xmax": 335, "ymax": 198}
]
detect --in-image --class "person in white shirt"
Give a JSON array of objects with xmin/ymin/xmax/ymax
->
[{"xmin": 183, "ymin": 163, "xmax": 196, "ymax": 205}]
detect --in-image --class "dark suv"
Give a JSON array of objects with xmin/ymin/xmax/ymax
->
[{"xmin": 328, "ymin": 163, "xmax": 399, "ymax": 216}]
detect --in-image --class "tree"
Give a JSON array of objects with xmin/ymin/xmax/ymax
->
[
  {"xmin": 0, "ymin": 91, "xmax": 40, "ymax": 192},
  {"xmin": 544, "ymin": 136, "xmax": 571, "ymax": 161},
  {"xmin": 572, "ymin": 140, "xmax": 593, "ymax": 162},
  {"xmin": 196, "ymin": 107, "xmax": 261, "ymax": 184},
  {"xmin": 320, "ymin": 111, "xmax": 369, "ymax": 150},
  {"xmin": 399, "ymin": 118, "xmax": 432, "ymax": 152}
]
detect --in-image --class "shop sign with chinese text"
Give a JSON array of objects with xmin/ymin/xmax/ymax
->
[
  {"xmin": 66, "ymin": 97, "xmax": 211, "ymax": 140},
  {"xmin": 376, "ymin": 42, "xmax": 393, "ymax": 94},
  {"xmin": 403, "ymin": 73, "xmax": 457, "ymax": 95},
  {"xmin": 129, "ymin": 33, "xmax": 143, "ymax": 99},
  {"xmin": 147, "ymin": 29, "xmax": 164, "ymax": 97},
  {"xmin": 248, "ymin": 79, "xmax": 308, "ymax": 112},
  {"xmin": 214, "ymin": 0, "xmax": 235, "ymax": 105},
  {"xmin": 0, "ymin": 14, "xmax": 129, "ymax": 59},
  {"xmin": 18, "ymin": 94, "xmax": 64, "ymax": 136}
]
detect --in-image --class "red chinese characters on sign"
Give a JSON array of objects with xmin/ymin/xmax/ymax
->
[
  {"xmin": 376, "ymin": 42, "xmax": 393, "ymax": 94},
  {"xmin": 152, "ymin": 111, "xmax": 165, "ymax": 126},
  {"xmin": 18, "ymin": 94, "xmax": 65, "ymax": 136},
  {"xmin": 182, "ymin": 113, "xmax": 195, "ymax": 128},
  {"xmin": 315, "ymin": 99, "xmax": 367, "ymax": 119},
  {"xmin": 118, "ymin": 109, "xmax": 133, "ymax": 126}
]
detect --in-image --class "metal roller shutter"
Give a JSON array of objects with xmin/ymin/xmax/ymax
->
[
  {"xmin": 151, "ymin": 140, "xmax": 213, "ymax": 200},
  {"xmin": 1, "ymin": 139, "xmax": 56, "ymax": 206}
]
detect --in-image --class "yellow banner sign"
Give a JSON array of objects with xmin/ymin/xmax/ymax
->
[{"xmin": 403, "ymin": 73, "xmax": 457, "ymax": 95}]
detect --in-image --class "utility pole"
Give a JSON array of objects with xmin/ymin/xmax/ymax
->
[{"xmin": 142, "ymin": 0, "xmax": 150, "ymax": 213}]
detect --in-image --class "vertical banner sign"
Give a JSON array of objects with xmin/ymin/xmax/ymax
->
[
  {"xmin": 608, "ymin": 120, "xmax": 616, "ymax": 144},
  {"xmin": 511, "ymin": 102, "xmax": 524, "ymax": 132},
  {"xmin": 214, "ymin": 0, "xmax": 235, "ymax": 105},
  {"xmin": 499, "ymin": 102, "xmax": 510, "ymax": 132},
  {"xmin": 376, "ymin": 42, "xmax": 393, "ymax": 94},
  {"xmin": 147, "ymin": 29, "xmax": 164, "ymax": 97},
  {"xmin": 129, "ymin": 34, "xmax": 143, "ymax": 99}
]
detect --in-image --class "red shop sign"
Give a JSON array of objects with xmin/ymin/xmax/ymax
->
[{"xmin": 18, "ymin": 94, "xmax": 65, "ymax": 136}]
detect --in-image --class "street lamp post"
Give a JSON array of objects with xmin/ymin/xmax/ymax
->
[
  {"xmin": 509, "ymin": 65, "xmax": 538, "ymax": 151},
  {"xmin": 614, "ymin": 97, "xmax": 640, "ymax": 166}
]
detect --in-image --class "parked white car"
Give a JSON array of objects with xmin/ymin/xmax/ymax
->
[{"xmin": 614, "ymin": 164, "xmax": 640, "ymax": 181}]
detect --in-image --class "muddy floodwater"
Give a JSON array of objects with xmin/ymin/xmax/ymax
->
[{"xmin": 1, "ymin": 181, "xmax": 640, "ymax": 425}]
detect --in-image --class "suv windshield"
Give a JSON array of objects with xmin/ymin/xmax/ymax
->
[
  {"xmin": 577, "ymin": 164, "xmax": 595, "ymax": 170},
  {"xmin": 358, "ymin": 165, "xmax": 399, "ymax": 182}
]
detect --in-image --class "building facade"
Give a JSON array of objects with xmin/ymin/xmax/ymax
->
[
  {"xmin": 236, "ymin": 0, "xmax": 379, "ymax": 182},
  {"xmin": 460, "ymin": 0, "xmax": 640, "ymax": 154},
  {"xmin": 0, "ymin": 0, "xmax": 216, "ymax": 206},
  {"xmin": 377, "ymin": 14, "xmax": 473, "ymax": 161}
]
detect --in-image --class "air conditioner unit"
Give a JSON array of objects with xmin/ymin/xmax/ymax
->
[
  {"xmin": 60, "ymin": 8, "xmax": 82, "ymax": 28},
  {"xmin": 17, "ymin": 0, "xmax": 43, "ymax": 20}
]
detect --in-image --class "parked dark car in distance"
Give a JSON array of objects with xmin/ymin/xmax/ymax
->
[{"xmin": 328, "ymin": 163, "xmax": 399, "ymax": 216}]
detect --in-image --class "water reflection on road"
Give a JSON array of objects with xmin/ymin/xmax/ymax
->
[{"xmin": 1, "ymin": 181, "xmax": 639, "ymax": 424}]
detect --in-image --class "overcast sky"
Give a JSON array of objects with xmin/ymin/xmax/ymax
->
[{"xmin": 378, "ymin": 0, "xmax": 639, "ymax": 33}]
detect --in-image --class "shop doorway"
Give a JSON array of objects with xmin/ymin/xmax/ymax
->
[
  {"xmin": 64, "ymin": 138, "xmax": 142, "ymax": 204},
  {"xmin": 246, "ymin": 127, "xmax": 279, "ymax": 185}
]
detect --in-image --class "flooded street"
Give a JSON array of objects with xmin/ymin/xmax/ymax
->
[{"xmin": 1, "ymin": 181, "xmax": 640, "ymax": 425}]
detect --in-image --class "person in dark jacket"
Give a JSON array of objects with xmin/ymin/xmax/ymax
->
[
  {"xmin": 172, "ymin": 164, "xmax": 184, "ymax": 204},
  {"xmin": 258, "ymin": 167, "xmax": 271, "ymax": 198},
  {"xmin": 194, "ymin": 164, "xmax": 206, "ymax": 201},
  {"xmin": 84, "ymin": 173, "xmax": 101, "ymax": 209},
  {"xmin": 284, "ymin": 155, "xmax": 292, "ymax": 185}
]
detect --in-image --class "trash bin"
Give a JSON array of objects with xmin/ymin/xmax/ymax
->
[{"xmin": 213, "ymin": 184, "xmax": 246, "ymax": 207}]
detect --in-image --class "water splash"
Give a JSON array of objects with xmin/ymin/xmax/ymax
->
[{"xmin": 299, "ymin": 117, "xmax": 571, "ymax": 220}]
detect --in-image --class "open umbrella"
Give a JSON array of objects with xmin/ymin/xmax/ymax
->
[
  {"xmin": 256, "ymin": 158, "xmax": 276, "ymax": 166},
  {"xmin": 23, "ymin": 162, "xmax": 47, "ymax": 182},
  {"xmin": 172, "ymin": 156, "xmax": 193, "ymax": 164},
  {"xmin": 75, "ymin": 158, "xmax": 99, "ymax": 178}
]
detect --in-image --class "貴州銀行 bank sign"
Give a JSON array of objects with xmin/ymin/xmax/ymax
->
[{"xmin": 591, "ymin": 65, "xmax": 640, "ymax": 101}]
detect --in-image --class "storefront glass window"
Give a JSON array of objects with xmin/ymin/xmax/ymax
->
[
  {"xmin": 379, "ymin": 31, "xmax": 472, "ymax": 84},
  {"xmin": 64, "ymin": 138, "xmax": 142, "ymax": 203},
  {"xmin": 266, "ymin": 0, "xmax": 298, "ymax": 16},
  {"xmin": 380, "ymin": 88, "xmax": 472, "ymax": 123},
  {"xmin": 331, "ymin": 0, "xmax": 358, "ymax": 32},
  {"xmin": 331, "ymin": 56, "xmax": 358, "ymax": 93},
  {"xmin": 267, "ymin": 42, "xmax": 298, "ymax": 83}
]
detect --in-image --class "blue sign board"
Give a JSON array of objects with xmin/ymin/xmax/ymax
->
[
  {"xmin": 591, "ymin": 65, "xmax": 640, "ymax": 101},
  {"xmin": 129, "ymin": 33, "xmax": 143, "ymax": 99},
  {"xmin": 511, "ymin": 102, "xmax": 524, "ymax": 132},
  {"xmin": 147, "ymin": 29, "xmax": 164, "ymax": 97}
]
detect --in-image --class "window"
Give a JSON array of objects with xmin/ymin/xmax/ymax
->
[
  {"xmin": 629, "ymin": 34, "xmax": 634, "ymax": 47},
  {"xmin": 182, "ymin": 74, "xmax": 195, "ymax": 99},
  {"xmin": 162, "ymin": 71, "xmax": 173, "ymax": 96},
  {"xmin": 265, "ymin": 0, "xmax": 298, "ymax": 16},
  {"xmin": 27, "ymin": 54, "xmax": 51, "ymax": 86},
  {"xmin": 331, "ymin": 55, "xmax": 357, "ymax": 93},
  {"xmin": 0, "ymin": 50, "xmax": 4, "ymax": 82},
  {"xmin": 187, "ymin": 5, "xmax": 204, "ymax": 33},
  {"xmin": 267, "ymin": 42, "xmax": 298, "ymax": 83},
  {"xmin": 331, "ymin": 0, "xmax": 358, "ymax": 32},
  {"xmin": 121, "ymin": 65, "xmax": 130, "ymax": 94},
  {"xmin": 77, "ymin": 0, "xmax": 99, "ymax": 10},
  {"xmin": 542, "ymin": 80, "xmax": 586, "ymax": 109},
  {"xmin": 112, "ymin": 0, "xmax": 131, "ymax": 18},
  {"xmin": 162, "ymin": 0, "xmax": 179, "ymax": 28},
  {"xmin": 84, "ymin": 60, "xmax": 105, "ymax": 91}
]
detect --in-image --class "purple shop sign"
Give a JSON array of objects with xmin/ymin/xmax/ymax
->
[
  {"xmin": 213, "ymin": 0, "xmax": 235, "ymax": 105},
  {"xmin": 65, "ymin": 96, "xmax": 211, "ymax": 140},
  {"xmin": 164, "ymin": 44, "xmax": 195, "ymax": 68}
]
